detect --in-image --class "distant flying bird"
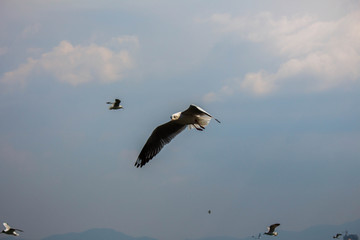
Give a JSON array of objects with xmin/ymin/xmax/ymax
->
[
  {"xmin": 264, "ymin": 223, "xmax": 280, "ymax": 236},
  {"xmin": 333, "ymin": 233, "xmax": 342, "ymax": 239},
  {"xmin": 1, "ymin": 223, "xmax": 23, "ymax": 236},
  {"xmin": 208, "ymin": 210, "xmax": 211, "ymax": 214},
  {"xmin": 107, "ymin": 99, "xmax": 123, "ymax": 110},
  {"xmin": 252, "ymin": 233, "xmax": 262, "ymax": 239},
  {"xmin": 135, "ymin": 104, "xmax": 220, "ymax": 168}
]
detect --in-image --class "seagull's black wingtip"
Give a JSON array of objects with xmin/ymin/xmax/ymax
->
[{"xmin": 135, "ymin": 159, "xmax": 144, "ymax": 168}]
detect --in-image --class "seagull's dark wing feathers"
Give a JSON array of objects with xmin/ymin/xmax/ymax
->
[
  {"xmin": 334, "ymin": 233, "xmax": 342, "ymax": 238},
  {"xmin": 269, "ymin": 223, "xmax": 280, "ymax": 232},
  {"xmin": 135, "ymin": 120, "xmax": 186, "ymax": 168},
  {"xmin": 14, "ymin": 229, "xmax": 23, "ymax": 232},
  {"xmin": 114, "ymin": 99, "xmax": 121, "ymax": 107}
]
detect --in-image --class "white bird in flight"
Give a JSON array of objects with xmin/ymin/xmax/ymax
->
[
  {"xmin": 135, "ymin": 104, "xmax": 220, "ymax": 168},
  {"xmin": 1, "ymin": 223, "xmax": 23, "ymax": 236},
  {"xmin": 107, "ymin": 99, "xmax": 123, "ymax": 110},
  {"xmin": 264, "ymin": 223, "xmax": 280, "ymax": 236}
]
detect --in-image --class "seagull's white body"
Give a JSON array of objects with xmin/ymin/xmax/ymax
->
[
  {"xmin": 135, "ymin": 104, "xmax": 220, "ymax": 168},
  {"xmin": 264, "ymin": 223, "xmax": 280, "ymax": 236},
  {"xmin": 107, "ymin": 99, "xmax": 123, "ymax": 110},
  {"xmin": 171, "ymin": 105, "xmax": 217, "ymax": 130},
  {"xmin": 1, "ymin": 223, "xmax": 23, "ymax": 236}
]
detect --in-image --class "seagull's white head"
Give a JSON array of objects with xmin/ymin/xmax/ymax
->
[
  {"xmin": 273, "ymin": 232, "xmax": 278, "ymax": 236},
  {"xmin": 171, "ymin": 112, "xmax": 181, "ymax": 121}
]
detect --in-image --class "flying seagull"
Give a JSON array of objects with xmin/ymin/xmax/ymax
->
[
  {"xmin": 107, "ymin": 99, "xmax": 123, "ymax": 110},
  {"xmin": 264, "ymin": 223, "xmax": 280, "ymax": 236},
  {"xmin": 333, "ymin": 233, "xmax": 342, "ymax": 239},
  {"xmin": 1, "ymin": 223, "xmax": 23, "ymax": 236},
  {"xmin": 208, "ymin": 210, "xmax": 211, "ymax": 214},
  {"xmin": 135, "ymin": 104, "xmax": 220, "ymax": 168}
]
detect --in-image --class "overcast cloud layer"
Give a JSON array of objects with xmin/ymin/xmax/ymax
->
[
  {"xmin": 203, "ymin": 9, "xmax": 360, "ymax": 100},
  {"xmin": 0, "ymin": 1, "xmax": 359, "ymax": 240}
]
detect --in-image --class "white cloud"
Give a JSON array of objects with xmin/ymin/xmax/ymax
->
[
  {"xmin": 1, "ymin": 36, "xmax": 138, "ymax": 87},
  {"xmin": 203, "ymin": 9, "xmax": 360, "ymax": 100},
  {"xmin": 1, "ymin": 58, "xmax": 37, "ymax": 88},
  {"xmin": 241, "ymin": 71, "xmax": 276, "ymax": 95}
]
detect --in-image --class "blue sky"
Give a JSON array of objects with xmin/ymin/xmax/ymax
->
[{"xmin": 0, "ymin": 1, "xmax": 359, "ymax": 240}]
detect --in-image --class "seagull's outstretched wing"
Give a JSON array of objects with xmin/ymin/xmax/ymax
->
[
  {"xmin": 135, "ymin": 120, "xmax": 187, "ymax": 168},
  {"xmin": 269, "ymin": 223, "xmax": 280, "ymax": 232},
  {"xmin": 114, "ymin": 99, "xmax": 121, "ymax": 107},
  {"xmin": 183, "ymin": 105, "xmax": 221, "ymax": 123},
  {"xmin": 14, "ymin": 228, "xmax": 23, "ymax": 232},
  {"xmin": 3, "ymin": 223, "xmax": 11, "ymax": 231}
]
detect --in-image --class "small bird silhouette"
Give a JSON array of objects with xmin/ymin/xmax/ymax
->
[
  {"xmin": 333, "ymin": 233, "xmax": 342, "ymax": 239},
  {"xmin": 264, "ymin": 223, "xmax": 280, "ymax": 236},
  {"xmin": 107, "ymin": 99, "xmax": 123, "ymax": 110}
]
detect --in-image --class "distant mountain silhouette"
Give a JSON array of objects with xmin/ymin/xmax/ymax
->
[
  {"xmin": 189, "ymin": 218, "xmax": 360, "ymax": 240},
  {"xmin": 16, "ymin": 218, "xmax": 359, "ymax": 240},
  {"xmin": 41, "ymin": 228, "xmax": 156, "ymax": 240}
]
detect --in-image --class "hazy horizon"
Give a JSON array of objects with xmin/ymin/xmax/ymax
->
[{"xmin": 19, "ymin": 219, "xmax": 360, "ymax": 240}]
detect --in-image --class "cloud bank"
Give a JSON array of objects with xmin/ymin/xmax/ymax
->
[
  {"xmin": 204, "ymin": 10, "xmax": 360, "ymax": 100},
  {"xmin": 1, "ymin": 36, "xmax": 138, "ymax": 87}
]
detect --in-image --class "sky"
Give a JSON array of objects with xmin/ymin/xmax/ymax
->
[{"xmin": 0, "ymin": 0, "xmax": 360, "ymax": 240}]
